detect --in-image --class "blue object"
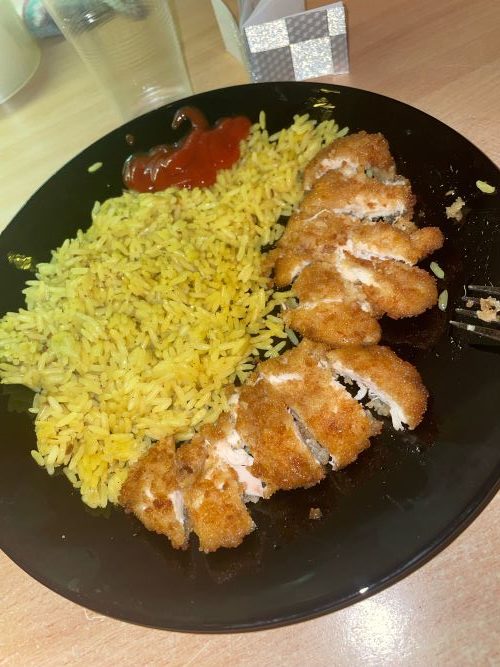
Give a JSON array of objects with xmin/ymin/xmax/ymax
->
[
  {"xmin": 22, "ymin": 0, "xmax": 149, "ymax": 38},
  {"xmin": 23, "ymin": 0, "xmax": 61, "ymax": 38}
]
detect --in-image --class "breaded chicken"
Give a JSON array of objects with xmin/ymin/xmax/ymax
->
[
  {"xmin": 300, "ymin": 171, "xmax": 415, "ymax": 221},
  {"xmin": 283, "ymin": 262, "xmax": 382, "ymax": 346},
  {"xmin": 336, "ymin": 251, "xmax": 438, "ymax": 318},
  {"xmin": 177, "ymin": 430, "xmax": 255, "ymax": 553},
  {"xmin": 410, "ymin": 227, "xmax": 445, "ymax": 259},
  {"xmin": 272, "ymin": 251, "xmax": 312, "ymax": 289},
  {"xmin": 237, "ymin": 379, "xmax": 326, "ymax": 496},
  {"xmin": 119, "ymin": 437, "xmax": 188, "ymax": 549},
  {"xmin": 304, "ymin": 131, "xmax": 396, "ymax": 189},
  {"xmin": 327, "ymin": 346, "xmax": 428, "ymax": 430},
  {"xmin": 272, "ymin": 210, "xmax": 351, "ymax": 287},
  {"xmin": 392, "ymin": 216, "xmax": 418, "ymax": 234},
  {"xmin": 341, "ymin": 222, "xmax": 444, "ymax": 265},
  {"xmin": 183, "ymin": 467, "xmax": 255, "ymax": 554},
  {"xmin": 258, "ymin": 342, "xmax": 381, "ymax": 469},
  {"xmin": 273, "ymin": 218, "xmax": 443, "ymax": 288},
  {"xmin": 291, "ymin": 260, "xmax": 377, "ymax": 312},
  {"xmin": 202, "ymin": 411, "xmax": 265, "ymax": 500},
  {"xmin": 119, "ymin": 341, "xmax": 428, "ymax": 552}
]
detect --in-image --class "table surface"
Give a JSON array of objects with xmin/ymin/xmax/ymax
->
[{"xmin": 1, "ymin": 0, "xmax": 499, "ymax": 664}]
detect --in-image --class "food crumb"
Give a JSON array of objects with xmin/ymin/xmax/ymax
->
[
  {"xmin": 309, "ymin": 507, "xmax": 322, "ymax": 520},
  {"xmin": 445, "ymin": 189, "xmax": 455, "ymax": 196},
  {"xmin": 476, "ymin": 180, "xmax": 496, "ymax": 194},
  {"xmin": 88, "ymin": 161, "xmax": 103, "ymax": 173},
  {"xmin": 477, "ymin": 297, "xmax": 500, "ymax": 322},
  {"xmin": 466, "ymin": 299, "xmax": 474, "ymax": 308},
  {"xmin": 125, "ymin": 133, "xmax": 135, "ymax": 145},
  {"xmin": 7, "ymin": 252, "xmax": 34, "ymax": 272},
  {"xmin": 445, "ymin": 197, "xmax": 465, "ymax": 221}
]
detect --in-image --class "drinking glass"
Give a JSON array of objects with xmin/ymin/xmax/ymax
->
[{"xmin": 43, "ymin": 0, "xmax": 192, "ymax": 119}]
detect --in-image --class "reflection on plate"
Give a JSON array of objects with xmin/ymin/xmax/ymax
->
[{"xmin": 0, "ymin": 83, "xmax": 499, "ymax": 632}]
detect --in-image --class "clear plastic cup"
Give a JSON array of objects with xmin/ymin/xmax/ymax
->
[
  {"xmin": 43, "ymin": 0, "xmax": 192, "ymax": 119},
  {"xmin": 0, "ymin": 0, "xmax": 41, "ymax": 104}
]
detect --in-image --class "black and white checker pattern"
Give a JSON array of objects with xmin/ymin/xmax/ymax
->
[{"xmin": 243, "ymin": 3, "xmax": 348, "ymax": 83}]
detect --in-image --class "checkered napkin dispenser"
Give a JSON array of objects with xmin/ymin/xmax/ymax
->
[{"xmin": 211, "ymin": 0, "xmax": 349, "ymax": 82}]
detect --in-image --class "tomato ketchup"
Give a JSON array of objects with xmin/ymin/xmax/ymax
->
[{"xmin": 123, "ymin": 107, "xmax": 252, "ymax": 192}]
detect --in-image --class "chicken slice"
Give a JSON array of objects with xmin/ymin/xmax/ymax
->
[
  {"xmin": 283, "ymin": 262, "xmax": 381, "ymax": 346},
  {"xmin": 272, "ymin": 210, "xmax": 350, "ymax": 287},
  {"xmin": 392, "ymin": 217, "xmax": 418, "ymax": 234},
  {"xmin": 236, "ymin": 378, "xmax": 326, "ymax": 496},
  {"xmin": 341, "ymin": 222, "xmax": 444, "ymax": 265},
  {"xmin": 285, "ymin": 303, "xmax": 381, "ymax": 347},
  {"xmin": 207, "ymin": 410, "xmax": 265, "ymax": 500},
  {"xmin": 272, "ymin": 252, "xmax": 312, "ymax": 288},
  {"xmin": 258, "ymin": 342, "xmax": 381, "ymax": 470},
  {"xmin": 300, "ymin": 171, "xmax": 415, "ymax": 221},
  {"xmin": 327, "ymin": 346, "xmax": 428, "ymax": 430},
  {"xmin": 336, "ymin": 251, "xmax": 438, "ymax": 318},
  {"xmin": 410, "ymin": 227, "xmax": 446, "ymax": 259},
  {"xmin": 177, "ymin": 428, "xmax": 255, "ymax": 553},
  {"xmin": 119, "ymin": 437, "xmax": 188, "ymax": 550},
  {"xmin": 304, "ymin": 131, "xmax": 397, "ymax": 189}
]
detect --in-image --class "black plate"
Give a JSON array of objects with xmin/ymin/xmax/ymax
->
[{"xmin": 1, "ymin": 83, "xmax": 499, "ymax": 632}]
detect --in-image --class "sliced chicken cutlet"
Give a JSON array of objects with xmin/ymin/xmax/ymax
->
[
  {"xmin": 283, "ymin": 262, "xmax": 382, "ymax": 346},
  {"xmin": 300, "ymin": 171, "xmax": 415, "ymax": 221},
  {"xmin": 409, "ymin": 227, "xmax": 445, "ymax": 259},
  {"xmin": 304, "ymin": 131, "xmax": 396, "ymax": 189},
  {"xmin": 342, "ymin": 222, "xmax": 444, "ymax": 265},
  {"xmin": 272, "ymin": 210, "xmax": 350, "ymax": 287},
  {"xmin": 273, "ymin": 217, "xmax": 442, "ymax": 290},
  {"xmin": 206, "ymin": 410, "xmax": 265, "ymax": 500},
  {"xmin": 336, "ymin": 251, "xmax": 438, "ymax": 318},
  {"xmin": 177, "ymin": 425, "xmax": 256, "ymax": 554},
  {"xmin": 236, "ymin": 378, "xmax": 326, "ymax": 496},
  {"xmin": 258, "ymin": 342, "xmax": 381, "ymax": 470},
  {"xmin": 119, "ymin": 437, "xmax": 188, "ymax": 549},
  {"xmin": 327, "ymin": 346, "xmax": 428, "ymax": 430}
]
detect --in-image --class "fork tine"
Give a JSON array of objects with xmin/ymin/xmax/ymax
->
[
  {"xmin": 452, "ymin": 286, "xmax": 500, "ymax": 344},
  {"xmin": 468, "ymin": 285, "xmax": 500, "ymax": 297},
  {"xmin": 450, "ymin": 320, "xmax": 500, "ymax": 342},
  {"xmin": 455, "ymin": 307, "xmax": 500, "ymax": 322}
]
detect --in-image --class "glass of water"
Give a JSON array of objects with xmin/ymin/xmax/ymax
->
[{"xmin": 43, "ymin": 0, "xmax": 192, "ymax": 119}]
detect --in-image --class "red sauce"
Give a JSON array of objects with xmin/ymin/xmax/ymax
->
[{"xmin": 123, "ymin": 107, "xmax": 252, "ymax": 192}]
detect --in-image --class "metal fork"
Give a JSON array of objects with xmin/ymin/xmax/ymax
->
[{"xmin": 450, "ymin": 285, "xmax": 500, "ymax": 343}]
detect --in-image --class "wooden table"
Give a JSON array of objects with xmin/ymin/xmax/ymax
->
[{"xmin": 1, "ymin": 0, "xmax": 498, "ymax": 664}]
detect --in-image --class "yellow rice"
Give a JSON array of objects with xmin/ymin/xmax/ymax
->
[{"xmin": 0, "ymin": 113, "xmax": 343, "ymax": 508}]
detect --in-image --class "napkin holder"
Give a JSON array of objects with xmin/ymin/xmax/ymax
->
[{"xmin": 211, "ymin": 0, "xmax": 349, "ymax": 82}]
